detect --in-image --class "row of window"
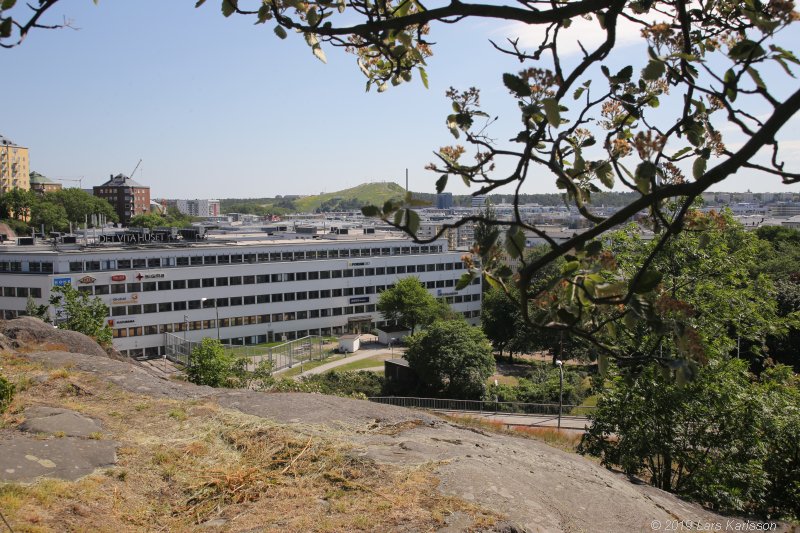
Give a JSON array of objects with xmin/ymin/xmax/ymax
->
[
  {"xmin": 107, "ymin": 282, "xmax": 481, "ymax": 317},
  {"xmin": 113, "ymin": 309, "xmax": 482, "ymax": 339},
  {"xmin": 74, "ymin": 262, "xmax": 469, "ymax": 296},
  {"xmin": 64, "ymin": 244, "xmax": 446, "ymax": 273},
  {"xmin": 0, "ymin": 286, "xmax": 42, "ymax": 299}
]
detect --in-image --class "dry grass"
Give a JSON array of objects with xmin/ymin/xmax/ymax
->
[
  {"xmin": 442, "ymin": 414, "xmax": 584, "ymax": 452},
  {"xmin": 0, "ymin": 350, "xmax": 500, "ymax": 532}
]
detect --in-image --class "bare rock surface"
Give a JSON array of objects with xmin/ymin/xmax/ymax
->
[
  {"xmin": 19, "ymin": 407, "xmax": 104, "ymax": 438},
  {"xmin": 0, "ymin": 317, "xmax": 109, "ymax": 358},
  {"xmin": 0, "ymin": 431, "xmax": 117, "ymax": 482},
  {"xmin": 15, "ymin": 348, "xmax": 789, "ymax": 532}
]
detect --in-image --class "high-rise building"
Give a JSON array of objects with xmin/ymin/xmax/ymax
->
[
  {"xmin": 471, "ymin": 195, "xmax": 487, "ymax": 208},
  {"xmin": 93, "ymin": 174, "xmax": 151, "ymax": 225},
  {"xmin": 436, "ymin": 193, "xmax": 453, "ymax": 209},
  {"xmin": 174, "ymin": 199, "xmax": 221, "ymax": 218},
  {"xmin": 0, "ymin": 134, "xmax": 30, "ymax": 193}
]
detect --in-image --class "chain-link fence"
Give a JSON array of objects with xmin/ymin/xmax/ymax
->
[{"xmin": 164, "ymin": 333, "xmax": 328, "ymax": 372}]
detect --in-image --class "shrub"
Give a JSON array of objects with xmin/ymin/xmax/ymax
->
[{"xmin": 0, "ymin": 372, "xmax": 15, "ymax": 413}]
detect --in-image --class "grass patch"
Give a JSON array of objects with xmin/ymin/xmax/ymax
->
[
  {"xmin": 441, "ymin": 414, "xmax": 583, "ymax": 452},
  {"xmin": 329, "ymin": 354, "xmax": 392, "ymax": 373},
  {"xmin": 278, "ymin": 352, "xmax": 344, "ymax": 378},
  {"xmin": 570, "ymin": 394, "xmax": 599, "ymax": 416},
  {"xmin": 0, "ymin": 348, "xmax": 499, "ymax": 532}
]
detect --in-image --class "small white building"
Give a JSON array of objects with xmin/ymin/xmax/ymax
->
[
  {"xmin": 338, "ymin": 334, "xmax": 361, "ymax": 353},
  {"xmin": 376, "ymin": 326, "xmax": 412, "ymax": 346}
]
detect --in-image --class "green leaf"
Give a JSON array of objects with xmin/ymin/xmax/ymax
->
[
  {"xmin": 692, "ymin": 157, "xmax": 707, "ymax": 180},
  {"xmin": 0, "ymin": 17, "xmax": 11, "ymax": 38},
  {"xmin": 256, "ymin": 4, "xmax": 272, "ymax": 22},
  {"xmin": 393, "ymin": 209, "xmax": 404, "ymax": 227},
  {"xmin": 729, "ymin": 39, "xmax": 766, "ymax": 61},
  {"xmin": 671, "ymin": 146, "xmax": 692, "ymax": 159},
  {"xmin": 435, "ymin": 174, "xmax": 448, "ymax": 194},
  {"xmin": 195, "ymin": 0, "xmax": 206, "ymax": 7},
  {"xmin": 502, "ymin": 73, "xmax": 531, "ymax": 97},
  {"xmin": 561, "ymin": 260, "xmax": 580, "ymax": 275},
  {"xmin": 641, "ymin": 59, "xmax": 665, "ymax": 81},
  {"xmin": 635, "ymin": 161, "xmax": 657, "ymax": 193},
  {"xmin": 361, "ymin": 205, "xmax": 381, "ymax": 218},
  {"xmin": 595, "ymin": 282, "xmax": 625, "ymax": 299},
  {"xmin": 383, "ymin": 199, "xmax": 399, "ymax": 215},
  {"xmin": 2, "ymin": 0, "xmax": 17, "ymax": 8},
  {"xmin": 418, "ymin": 67, "xmax": 429, "ymax": 89},
  {"xmin": 504, "ymin": 227, "xmax": 525, "ymax": 259},
  {"xmin": 221, "ymin": 0, "xmax": 236, "ymax": 17},
  {"xmin": 455, "ymin": 272, "xmax": 474, "ymax": 291},
  {"xmin": 273, "ymin": 25, "xmax": 288, "ymax": 39},
  {"xmin": 746, "ymin": 66, "xmax": 766, "ymax": 89},
  {"xmin": 595, "ymin": 161, "xmax": 614, "ymax": 188},
  {"xmin": 633, "ymin": 270, "xmax": 662, "ymax": 294},
  {"xmin": 616, "ymin": 65, "xmax": 633, "ymax": 83},
  {"xmin": 597, "ymin": 353, "xmax": 609, "ymax": 377},
  {"xmin": 406, "ymin": 209, "xmax": 420, "ymax": 236},
  {"xmin": 541, "ymin": 98, "xmax": 560, "ymax": 127},
  {"xmin": 573, "ymin": 86, "xmax": 586, "ymax": 100}
]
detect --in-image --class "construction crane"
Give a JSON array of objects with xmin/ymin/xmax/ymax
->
[
  {"xmin": 53, "ymin": 176, "xmax": 84, "ymax": 189},
  {"xmin": 129, "ymin": 159, "xmax": 142, "ymax": 179}
]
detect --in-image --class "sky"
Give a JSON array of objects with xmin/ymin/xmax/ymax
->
[{"xmin": 2, "ymin": 1, "xmax": 799, "ymax": 199}]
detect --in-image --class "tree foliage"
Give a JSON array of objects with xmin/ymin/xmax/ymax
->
[
  {"xmin": 377, "ymin": 276, "xmax": 445, "ymax": 333},
  {"xmin": 405, "ymin": 320, "xmax": 495, "ymax": 399},
  {"xmin": 3, "ymin": 0, "xmax": 799, "ymax": 368},
  {"xmin": 579, "ymin": 360, "xmax": 800, "ymax": 519},
  {"xmin": 49, "ymin": 284, "xmax": 112, "ymax": 347}
]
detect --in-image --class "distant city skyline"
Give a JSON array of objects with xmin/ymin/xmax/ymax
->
[{"xmin": 3, "ymin": 1, "xmax": 799, "ymax": 199}]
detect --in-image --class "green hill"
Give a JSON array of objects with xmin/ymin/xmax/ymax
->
[
  {"xmin": 219, "ymin": 182, "xmax": 408, "ymax": 215},
  {"xmin": 294, "ymin": 182, "xmax": 407, "ymax": 212}
]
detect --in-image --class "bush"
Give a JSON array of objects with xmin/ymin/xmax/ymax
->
[
  {"xmin": 579, "ymin": 360, "xmax": 800, "ymax": 520},
  {"xmin": 493, "ymin": 364, "xmax": 591, "ymax": 405},
  {"xmin": 50, "ymin": 284, "xmax": 112, "ymax": 346},
  {"xmin": 301, "ymin": 371, "xmax": 385, "ymax": 397},
  {"xmin": 187, "ymin": 338, "xmax": 234, "ymax": 387},
  {"xmin": 0, "ymin": 372, "xmax": 14, "ymax": 413}
]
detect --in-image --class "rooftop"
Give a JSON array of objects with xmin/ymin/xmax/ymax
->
[{"xmin": 96, "ymin": 174, "xmax": 148, "ymax": 189}]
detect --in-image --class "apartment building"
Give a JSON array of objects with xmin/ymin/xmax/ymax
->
[
  {"xmin": 0, "ymin": 135, "xmax": 30, "ymax": 193},
  {"xmin": 0, "ymin": 232, "xmax": 482, "ymax": 358},
  {"xmin": 93, "ymin": 174, "xmax": 151, "ymax": 224}
]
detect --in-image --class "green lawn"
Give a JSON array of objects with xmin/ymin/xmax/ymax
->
[
  {"xmin": 329, "ymin": 354, "xmax": 393, "ymax": 373},
  {"xmin": 570, "ymin": 395, "xmax": 598, "ymax": 416}
]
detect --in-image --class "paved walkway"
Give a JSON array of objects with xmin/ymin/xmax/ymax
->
[
  {"xmin": 294, "ymin": 343, "xmax": 404, "ymax": 379},
  {"xmin": 438, "ymin": 410, "xmax": 591, "ymax": 432}
]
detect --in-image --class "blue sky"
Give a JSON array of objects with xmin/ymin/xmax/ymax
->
[{"xmin": 3, "ymin": 1, "xmax": 798, "ymax": 199}]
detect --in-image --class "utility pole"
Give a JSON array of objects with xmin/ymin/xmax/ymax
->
[{"xmin": 556, "ymin": 360, "xmax": 564, "ymax": 430}]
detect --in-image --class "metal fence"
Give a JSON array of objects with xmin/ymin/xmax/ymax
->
[
  {"xmin": 368, "ymin": 396, "xmax": 597, "ymax": 417},
  {"xmin": 163, "ymin": 333, "xmax": 327, "ymax": 372}
]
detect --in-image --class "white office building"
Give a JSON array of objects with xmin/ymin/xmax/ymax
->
[{"xmin": 0, "ymin": 231, "xmax": 482, "ymax": 358}]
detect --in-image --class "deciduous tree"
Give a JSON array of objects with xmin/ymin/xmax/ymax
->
[{"xmin": 405, "ymin": 320, "xmax": 495, "ymax": 399}]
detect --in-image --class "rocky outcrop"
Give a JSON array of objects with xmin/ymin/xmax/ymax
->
[{"xmin": 0, "ymin": 316, "xmax": 110, "ymax": 358}]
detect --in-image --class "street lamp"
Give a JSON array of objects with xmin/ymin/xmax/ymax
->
[
  {"xmin": 201, "ymin": 297, "xmax": 220, "ymax": 341},
  {"xmin": 556, "ymin": 360, "xmax": 564, "ymax": 430}
]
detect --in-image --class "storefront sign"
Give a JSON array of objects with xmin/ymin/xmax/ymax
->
[
  {"xmin": 349, "ymin": 297, "xmax": 370, "ymax": 304},
  {"xmin": 135, "ymin": 272, "xmax": 165, "ymax": 281},
  {"xmin": 347, "ymin": 260, "xmax": 371, "ymax": 268},
  {"xmin": 77, "ymin": 276, "xmax": 96, "ymax": 284},
  {"xmin": 111, "ymin": 274, "xmax": 127, "ymax": 282},
  {"xmin": 53, "ymin": 277, "xmax": 71, "ymax": 287},
  {"xmin": 111, "ymin": 294, "xmax": 139, "ymax": 306}
]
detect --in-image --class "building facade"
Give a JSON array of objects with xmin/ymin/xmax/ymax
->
[
  {"xmin": 29, "ymin": 172, "xmax": 63, "ymax": 195},
  {"xmin": 175, "ymin": 199, "xmax": 221, "ymax": 218},
  {"xmin": 0, "ymin": 233, "xmax": 482, "ymax": 358},
  {"xmin": 93, "ymin": 174, "xmax": 150, "ymax": 224},
  {"xmin": 0, "ymin": 135, "xmax": 30, "ymax": 193}
]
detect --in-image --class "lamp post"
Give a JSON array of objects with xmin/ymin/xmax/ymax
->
[
  {"xmin": 556, "ymin": 360, "xmax": 564, "ymax": 430},
  {"xmin": 201, "ymin": 297, "xmax": 220, "ymax": 341}
]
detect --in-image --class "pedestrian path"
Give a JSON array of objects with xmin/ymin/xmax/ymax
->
[{"xmin": 294, "ymin": 343, "xmax": 404, "ymax": 379}]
